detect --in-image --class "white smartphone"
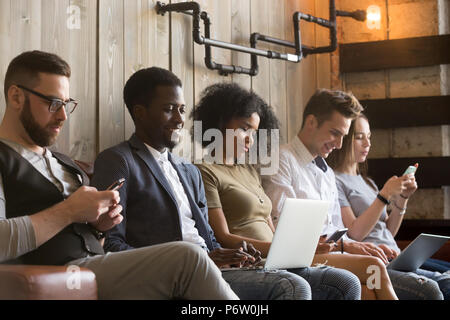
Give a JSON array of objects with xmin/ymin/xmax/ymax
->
[{"xmin": 403, "ymin": 165, "xmax": 418, "ymax": 176}]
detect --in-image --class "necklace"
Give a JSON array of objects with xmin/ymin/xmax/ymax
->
[
  {"xmin": 243, "ymin": 187, "xmax": 265, "ymax": 204},
  {"xmin": 237, "ymin": 174, "xmax": 265, "ymax": 205}
]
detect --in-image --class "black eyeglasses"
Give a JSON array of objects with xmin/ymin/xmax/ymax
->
[{"xmin": 17, "ymin": 84, "xmax": 78, "ymax": 114}]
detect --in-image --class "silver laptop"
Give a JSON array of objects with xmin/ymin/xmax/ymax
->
[
  {"xmin": 264, "ymin": 198, "xmax": 329, "ymax": 270},
  {"xmin": 221, "ymin": 198, "xmax": 329, "ymax": 272},
  {"xmin": 387, "ymin": 233, "xmax": 450, "ymax": 272}
]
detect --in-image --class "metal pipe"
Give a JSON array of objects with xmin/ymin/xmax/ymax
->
[
  {"xmin": 203, "ymin": 37, "xmax": 278, "ymax": 58},
  {"xmin": 336, "ymin": 10, "xmax": 366, "ymax": 22},
  {"xmin": 156, "ymin": 0, "xmax": 364, "ymax": 76},
  {"xmin": 157, "ymin": 1, "xmax": 301, "ymax": 75},
  {"xmin": 198, "ymin": 11, "xmax": 292, "ymax": 61},
  {"xmin": 295, "ymin": 11, "xmax": 335, "ymax": 29},
  {"xmin": 294, "ymin": 0, "xmax": 337, "ymax": 56},
  {"xmin": 252, "ymin": 33, "xmax": 315, "ymax": 53},
  {"xmin": 156, "ymin": 2, "xmax": 205, "ymax": 44},
  {"xmin": 201, "ymin": 12, "xmax": 255, "ymax": 75},
  {"xmin": 255, "ymin": 34, "xmax": 296, "ymax": 49},
  {"xmin": 158, "ymin": 2, "xmax": 294, "ymax": 60}
]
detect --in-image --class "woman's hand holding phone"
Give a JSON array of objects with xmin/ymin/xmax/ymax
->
[
  {"xmin": 380, "ymin": 176, "xmax": 409, "ymax": 200},
  {"xmin": 400, "ymin": 164, "xmax": 419, "ymax": 199},
  {"xmin": 402, "ymin": 163, "xmax": 418, "ymax": 176},
  {"xmin": 382, "ymin": 163, "xmax": 419, "ymax": 200}
]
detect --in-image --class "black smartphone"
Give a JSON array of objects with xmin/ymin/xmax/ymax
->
[
  {"xmin": 107, "ymin": 178, "xmax": 125, "ymax": 191},
  {"xmin": 325, "ymin": 228, "xmax": 348, "ymax": 243}
]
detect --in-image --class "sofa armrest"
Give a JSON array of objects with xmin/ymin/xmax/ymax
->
[{"xmin": 0, "ymin": 264, "xmax": 97, "ymax": 300}]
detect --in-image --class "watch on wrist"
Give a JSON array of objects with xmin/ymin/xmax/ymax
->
[{"xmin": 90, "ymin": 226, "xmax": 106, "ymax": 240}]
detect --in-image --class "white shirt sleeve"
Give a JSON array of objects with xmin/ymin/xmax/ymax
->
[
  {"xmin": 262, "ymin": 150, "xmax": 297, "ymax": 228},
  {"xmin": 0, "ymin": 174, "xmax": 37, "ymax": 262}
]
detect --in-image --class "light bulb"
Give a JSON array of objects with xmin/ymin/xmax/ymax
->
[{"xmin": 366, "ymin": 5, "xmax": 381, "ymax": 30}]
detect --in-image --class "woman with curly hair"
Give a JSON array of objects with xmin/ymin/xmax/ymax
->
[{"xmin": 192, "ymin": 82, "xmax": 362, "ymax": 300}]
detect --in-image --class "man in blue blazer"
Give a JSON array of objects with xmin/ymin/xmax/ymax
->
[{"xmin": 90, "ymin": 67, "xmax": 313, "ymax": 300}]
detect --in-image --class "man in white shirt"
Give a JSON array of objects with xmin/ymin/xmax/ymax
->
[{"xmin": 263, "ymin": 89, "xmax": 389, "ymax": 260}]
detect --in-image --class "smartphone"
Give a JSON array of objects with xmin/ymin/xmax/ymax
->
[
  {"xmin": 403, "ymin": 163, "xmax": 418, "ymax": 176},
  {"xmin": 107, "ymin": 178, "xmax": 125, "ymax": 191},
  {"xmin": 325, "ymin": 228, "xmax": 348, "ymax": 243}
]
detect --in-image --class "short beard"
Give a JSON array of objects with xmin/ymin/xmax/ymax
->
[
  {"xmin": 166, "ymin": 130, "xmax": 182, "ymax": 150},
  {"xmin": 20, "ymin": 97, "xmax": 57, "ymax": 147}
]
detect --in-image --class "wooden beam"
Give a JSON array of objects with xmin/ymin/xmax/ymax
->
[
  {"xmin": 367, "ymin": 157, "xmax": 450, "ymax": 189},
  {"xmin": 360, "ymin": 96, "xmax": 450, "ymax": 129},
  {"xmin": 340, "ymin": 35, "xmax": 450, "ymax": 73}
]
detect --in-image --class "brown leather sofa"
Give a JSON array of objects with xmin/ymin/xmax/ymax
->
[
  {"xmin": 0, "ymin": 160, "xmax": 98, "ymax": 300},
  {"xmin": 0, "ymin": 264, "xmax": 97, "ymax": 300},
  {"xmin": 1, "ymin": 160, "xmax": 447, "ymax": 299}
]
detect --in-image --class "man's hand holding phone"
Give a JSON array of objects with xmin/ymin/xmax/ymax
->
[
  {"xmin": 107, "ymin": 178, "xmax": 125, "ymax": 191},
  {"xmin": 316, "ymin": 229, "xmax": 348, "ymax": 254},
  {"xmin": 89, "ymin": 178, "xmax": 126, "ymax": 232},
  {"xmin": 325, "ymin": 228, "xmax": 348, "ymax": 243},
  {"xmin": 316, "ymin": 235, "xmax": 336, "ymax": 254},
  {"xmin": 63, "ymin": 186, "xmax": 120, "ymax": 225}
]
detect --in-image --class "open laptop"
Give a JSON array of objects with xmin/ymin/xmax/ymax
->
[
  {"xmin": 387, "ymin": 233, "xmax": 450, "ymax": 272},
  {"xmin": 264, "ymin": 198, "xmax": 329, "ymax": 270},
  {"xmin": 222, "ymin": 198, "xmax": 329, "ymax": 271}
]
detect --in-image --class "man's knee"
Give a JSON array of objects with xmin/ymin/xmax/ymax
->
[
  {"xmin": 421, "ymin": 278, "xmax": 444, "ymax": 300},
  {"xmin": 322, "ymin": 267, "xmax": 361, "ymax": 300},
  {"xmin": 277, "ymin": 271, "xmax": 312, "ymax": 300},
  {"xmin": 170, "ymin": 241, "xmax": 210, "ymax": 266},
  {"xmin": 175, "ymin": 241, "xmax": 207, "ymax": 255},
  {"xmin": 173, "ymin": 241, "xmax": 220, "ymax": 274},
  {"xmin": 407, "ymin": 275, "xmax": 443, "ymax": 300}
]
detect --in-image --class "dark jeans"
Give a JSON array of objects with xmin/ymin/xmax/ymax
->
[
  {"xmin": 288, "ymin": 266, "xmax": 361, "ymax": 300},
  {"xmin": 222, "ymin": 268, "xmax": 311, "ymax": 300},
  {"xmin": 421, "ymin": 258, "xmax": 450, "ymax": 273}
]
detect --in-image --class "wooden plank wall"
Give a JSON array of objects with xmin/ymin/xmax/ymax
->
[
  {"xmin": 0, "ymin": 0, "xmax": 98, "ymax": 161},
  {"xmin": 335, "ymin": 0, "xmax": 449, "ymax": 219},
  {"xmin": 0, "ymin": 0, "xmax": 327, "ymax": 162}
]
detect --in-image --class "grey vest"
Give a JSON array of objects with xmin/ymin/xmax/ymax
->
[{"xmin": 0, "ymin": 141, "xmax": 104, "ymax": 265}]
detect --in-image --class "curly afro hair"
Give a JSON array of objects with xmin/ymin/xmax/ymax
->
[{"xmin": 191, "ymin": 82, "xmax": 280, "ymax": 147}]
